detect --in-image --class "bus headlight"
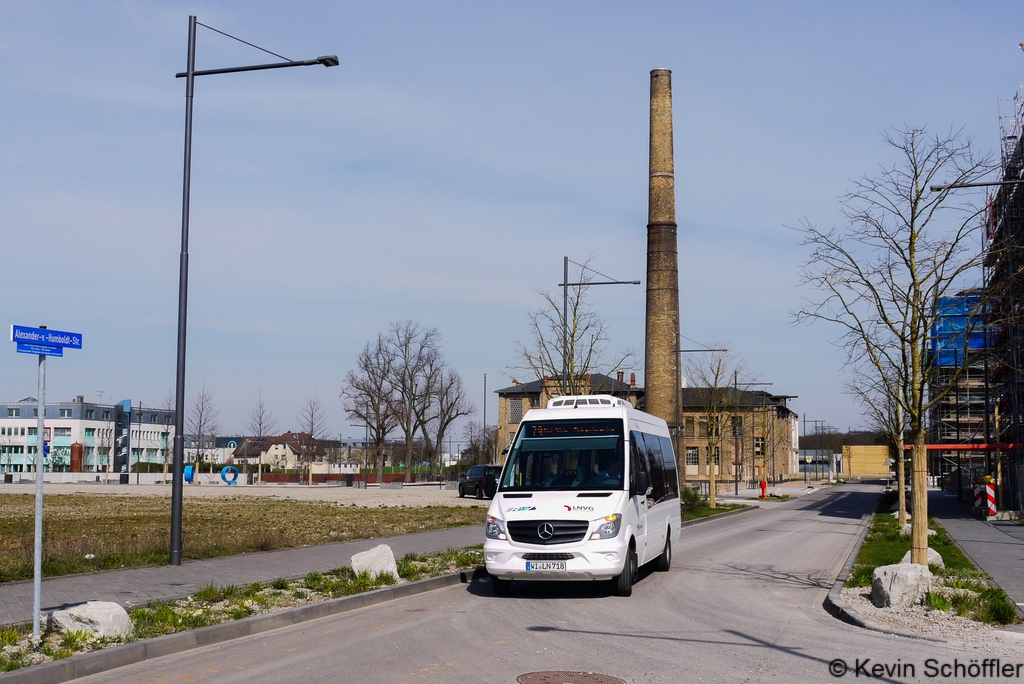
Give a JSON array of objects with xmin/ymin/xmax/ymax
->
[
  {"xmin": 591, "ymin": 513, "xmax": 621, "ymax": 540},
  {"xmin": 486, "ymin": 516, "xmax": 506, "ymax": 540}
]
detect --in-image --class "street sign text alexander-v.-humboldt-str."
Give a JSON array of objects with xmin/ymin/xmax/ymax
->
[{"xmin": 11, "ymin": 325, "xmax": 83, "ymax": 358}]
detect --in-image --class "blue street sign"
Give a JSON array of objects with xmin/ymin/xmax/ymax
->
[
  {"xmin": 16, "ymin": 343, "xmax": 62, "ymax": 357},
  {"xmin": 10, "ymin": 325, "xmax": 83, "ymax": 349}
]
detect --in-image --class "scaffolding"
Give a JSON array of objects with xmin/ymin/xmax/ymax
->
[
  {"xmin": 982, "ymin": 86, "xmax": 1024, "ymax": 512},
  {"xmin": 927, "ymin": 293, "xmax": 992, "ymax": 502}
]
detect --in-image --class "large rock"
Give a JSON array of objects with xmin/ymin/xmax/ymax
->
[
  {"xmin": 899, "ymin": 523, "xmax": 936, "ymax": 538},
  {"xmin": 48, "ymin": 601, "xmax": 132, "ymax": 638},
  {"xmin": 351, "ymin": 544, "xmax": 398, "ymax": 580},
  {"xmin": 901, "ymin": 547, "xmax": 944, "ymax": 569},
  {"xmin": 871, "ymin": 563, "xmax": 933, "ymax": 609}
]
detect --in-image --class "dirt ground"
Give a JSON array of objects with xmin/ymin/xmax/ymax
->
[{"xmin": 3, "ymin": 482, "xmax": 488, "ymax": 508}]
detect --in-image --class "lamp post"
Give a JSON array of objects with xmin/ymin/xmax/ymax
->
[
  {"xmin": 169, "ymin": 15, "xmax": 337, "ymax": 566},
  {"xmin": 559, "ymin": 257, "xmax": 640, "ymax": 394}
]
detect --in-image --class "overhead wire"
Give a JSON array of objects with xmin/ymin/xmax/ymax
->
[{"xmin": 196, "ymin": 22, "xmax": 292, "ymax": 62}]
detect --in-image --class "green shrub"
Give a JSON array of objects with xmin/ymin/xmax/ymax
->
[
  {"xmin": 0, "ymin": 625, "xmax": 24, "ymax": 647},
  {"xmin": 846, "ymin": 565, "xmax": 874, "ymax": 588},
  {"xmin": 976, "ymin": 588, "xmax": 1019, "ymax": 625},
  {"xmin": 271, "ymin": 577, "xmax": 290, "ymax": 590},
  {"xmin": 925, "ymin": 591, "xmax": 951, "ymax": 612},
  {"xmin": 193, "ymin": 582, "xmax": 223, "ymax": 603},
  {"xmin": 242, "ymin": 582, "xmax": 264, "ymax": 597},
  {"xmin": 679, "ymin": 486, "xmax": 708, "ymax": 514}
]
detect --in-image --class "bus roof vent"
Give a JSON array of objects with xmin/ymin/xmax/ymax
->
[{"xmin": 546, "ymin": 394, "xmax": 621, "ymax": 409}]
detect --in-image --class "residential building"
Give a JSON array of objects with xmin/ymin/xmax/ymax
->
[
  {"xmin": 0, "ymin": 396, "xmax": 173, "ymax": 473},
  {"xmin": 675, "ymin": 389, "xmax": 799, "ymax": 485}
]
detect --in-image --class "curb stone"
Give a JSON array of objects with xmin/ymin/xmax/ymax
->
[
  {"xmin": 0, "ymin": 568, "xmax": 487, "ymax": 684},
  {"xmin": 821, "ymin": 498, "xmax": 945, "ymax": 643}
]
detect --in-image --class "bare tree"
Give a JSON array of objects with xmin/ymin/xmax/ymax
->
[
  {"xmin": 385, "ymin": 321, "xmax": 440, "ymax": 482},
  {"xmin": 512, "ymin": 260, "xmax": 636, "ymax": 395},
  {"xmin": 418, "ymin": 368, "xmax": 475, "ymax": 479},
  {"xmin": 246, "ymin": 388, "xmax": 277, "ymax": 486},
  {"xmin": 296, "ymin": 393, "xmax": 329, "ymax": 482},
  {"xmin": 462, "ymin": 421, "xmax": 498, "ymax": 466},
  {"xmin": 796, "ymin": 126, "xmax": 992, "ymax": 564},
  {"xmin": 187, "ymin": 383, "xmax": 221, "ymax": 476},
  {"xmin": 683, "ymin": 346, "xmax": 747, "ymax": 509},
  {"xmin": 342, "ymin": 333, "xmax": 399, "ymax": 485}
]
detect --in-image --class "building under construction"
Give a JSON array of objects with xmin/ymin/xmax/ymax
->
[
  {"xmin": 980, "ymin": 88, "xmax": 1024, "ymax": 513},
  {"xmin": 927, "ymin": 291, "xmax": 993, "ymax": 501}
]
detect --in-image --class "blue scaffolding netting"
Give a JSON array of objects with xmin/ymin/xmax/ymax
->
[{"xmin": 931, "ymin": 295, "xmax": 989, "ymax": 367}]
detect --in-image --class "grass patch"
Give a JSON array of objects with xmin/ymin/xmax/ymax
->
[
  {"xmin": 0, "ymin": 493, "xmax": 486, "ymax": 582},
  {"xmin": 845, "ymin": 503, "xmax": 1018, "ymax": 626},
  {"xmin": 680, "ymin": 502, "xmax": 748, "ymax": 522}
]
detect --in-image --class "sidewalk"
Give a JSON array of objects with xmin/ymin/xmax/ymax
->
[
  {"xmin": 929, "ymin": 489, "xmax": 1024, "ymax": 617},
  {"xmin": 0, "ymin": 525, "xmax": 482, "ymax": 627}
]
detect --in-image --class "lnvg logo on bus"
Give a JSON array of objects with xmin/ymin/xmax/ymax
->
[
  {"xmin": 564, "ymin": 505, "xmax": 594, "ymax": 511},
  {"xmin": 508, "ymin": 506, "xmax": 536, "ymax": 512}
]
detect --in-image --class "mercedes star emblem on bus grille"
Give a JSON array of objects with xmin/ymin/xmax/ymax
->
[{"xmin": 537, "ymin": 523, "xmax": 555, "ymax": 540}]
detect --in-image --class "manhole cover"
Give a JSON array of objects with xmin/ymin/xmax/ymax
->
[{"xmin": 517, "ymin": 672, "xmax": 625, "ymax": 684}]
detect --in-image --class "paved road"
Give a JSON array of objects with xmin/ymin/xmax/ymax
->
[{"xmin": 76, "ymin": 484, "xmax": 1024, "ymax": 683}]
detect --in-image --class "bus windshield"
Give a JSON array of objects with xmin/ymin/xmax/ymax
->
[{"xmin": 499, "ymin": 419, "xmax": 625, "ymax": 492}]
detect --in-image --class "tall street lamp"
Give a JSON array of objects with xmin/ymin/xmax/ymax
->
[{"xmin": 170, "ymin": 15, "xmax": 338, "ymax": 566}]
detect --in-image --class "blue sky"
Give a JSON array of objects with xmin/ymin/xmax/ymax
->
[{"xmin": 2, "ymin": 1, "xmax": 1022, "ymax": 440}]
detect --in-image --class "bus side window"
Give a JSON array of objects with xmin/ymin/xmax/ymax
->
[
  {"xmin": 659, "ymin": 436, "xmax": 679, "ymax": 499},
  {"xmin": 642, "ymin": 433, "xmax": 666, "ymax": 502}
]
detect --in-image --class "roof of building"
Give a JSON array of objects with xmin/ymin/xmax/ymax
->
[
  {"xmin": 494, "ymin": 373, "xmax": 641, "ymax": 396},
  {"xmin": 678, "ymin": 388, "xmax": 794, "ymax": 411}
]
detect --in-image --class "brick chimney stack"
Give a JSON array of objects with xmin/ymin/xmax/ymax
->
[{"xmin": 643, "ymin": 69, "xmax": 680, "ymax": 424}]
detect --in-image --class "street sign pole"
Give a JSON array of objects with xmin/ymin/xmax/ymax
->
[
  {"xmin": 10, "ymin": 324, "xmax": 82, "ymax": 642},
  {"xmin": 33, "ymin": 336, "xmax": 45, "ymax": 643}
]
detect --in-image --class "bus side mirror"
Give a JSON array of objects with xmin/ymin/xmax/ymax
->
[{"xmin": 633, "ymin": 471, "xmax": 649, "ymax": 497}]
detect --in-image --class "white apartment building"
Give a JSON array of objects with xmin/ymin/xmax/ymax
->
[{"xmin": 0, "ymin": 396, "xmax": 174, "ymax": 473}]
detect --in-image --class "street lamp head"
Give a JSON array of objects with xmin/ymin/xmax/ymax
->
[{"xmin": 317, "ymin": 55, "xmax": 340, "ymax": 67}]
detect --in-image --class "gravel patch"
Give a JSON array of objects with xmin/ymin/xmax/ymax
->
[
  {"xmin": 841, "ymin": 587, "xmax": 1024, "ymax": 654},
  {"xmin": 6, "ymin": 482, "xmax": 485, "ymax": 508}
]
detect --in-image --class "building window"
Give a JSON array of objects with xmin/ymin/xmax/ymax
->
[
  {"xmin": 707, "ymin": 447, "xmax": 720, "ymax": 465},
  {"xmin": 86, "ymin": 410, "xmax": 94, "ymax": 419},
  {"xmin": 685, "ymin": 447, "xmax": 699, "ymax": 466},
  {"xmin": 28, "ymin": 428, "xmax": 37, "ymax": 436},
  {"xmin": 59, "ymin": 408, "xmax": 72, "ymax": 418},
  {"xmin": 509, "ymin": 399, "xmax": 523, "ymax": 425},
  {"xmin": 731, "ymin": 416, "xmax": 743, "ymax": 437},
  {"xmin": 54, "ymin": 428, "xmax": 71, "ymax": 437},
  {"xmin": 698, "ymin": 419, "xmax": 708, "ymax": 439},
  {"xmin": 85, "ymin": 428, "xmax": 95, "ymax": 437},
  {"xmin": 754, "ymin": 437, "xmax": 764, "ymax": 456},
  {"xmin": 7, "ymin": 408, "xmax": 19, "ymax": 417},
  {"xmin": 102, "ymin": 411, "xmax": 110, "ymax": 420},
  {"xmin": 684, "ymin": 418, "xmax": 695, "ymax": 438}
]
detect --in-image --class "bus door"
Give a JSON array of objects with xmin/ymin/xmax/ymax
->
[{"xmin": 629, "ymin": 438, "xmax": 650, "ymax": 562}]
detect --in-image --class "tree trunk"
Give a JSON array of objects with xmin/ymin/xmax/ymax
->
[
  {"xmin": 708, "ymin": 449, "xmax": 717, "ymax": 509},
  {"xmin": 895, "ymin": 443, "xmax": 907, "ymax": 528},
  {"xmin": 910, "ymin": 432, "xmax": 929, "ymax": 565}
]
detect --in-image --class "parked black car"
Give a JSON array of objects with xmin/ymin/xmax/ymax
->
[{"xmin": 458, "ymin": 465, "xmax": 501, "ymax": 499}]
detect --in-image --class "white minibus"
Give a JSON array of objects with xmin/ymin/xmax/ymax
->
[{"xmin": 484, "ymin": 394, "xmax": 681, "ymax": 596}]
